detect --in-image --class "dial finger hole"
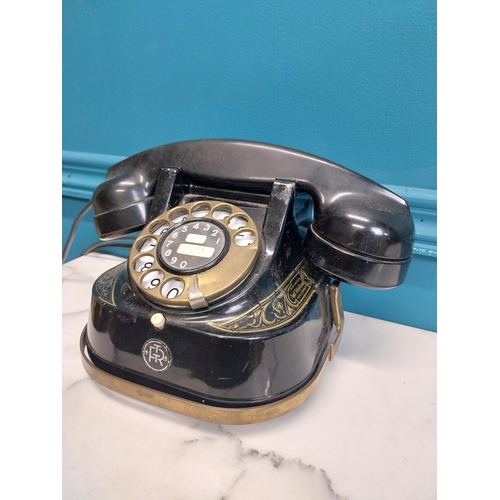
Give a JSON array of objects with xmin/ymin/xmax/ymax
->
[
  {"xmin": 134, "ymin": 255, "xmax": 155, "ymax": 272},
  {"xmin": 228, "ymin": 215, "xmax": 248, "ymax": 230},
  {"xmin": 161, "ymin": 278, "xmax": 185, "ymax": 299},
  {"xmin": 169, "ymin": 208, "xmax": 189, "ymax": 224},
  {"xmin": 234, "ymin": 230, "xmax": 256, "ymax": 247},
  {"xmin": 141, "ymin": 270, "xmax": 164, "ymax": 289},
  {"xmin": 191, "ymin": 203, "xmax": 211, "ymax": 218},
  {"xmin": 212, "ymin": 206, "xmax": 232, "ymax": 220},
  {"xmin": 137, "ymin": 238, "xmax": 157, "ymax": 252},
  {"xmin": 150, "ymin": 221, "xmax": 170, "ymax": 235}
]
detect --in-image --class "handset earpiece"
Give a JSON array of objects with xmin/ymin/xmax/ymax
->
[
  {"xmin": 303, "ymin": 185, "xmax": 414, "ymax": 289},
  {"xmin": 92, "ymin": 169, "xmax": 155, "ymax": 240}
]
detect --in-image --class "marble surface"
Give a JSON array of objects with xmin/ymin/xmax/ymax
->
[{"xmin": 62, "ymin": 253, "xmax": 436, "ymax": 500}]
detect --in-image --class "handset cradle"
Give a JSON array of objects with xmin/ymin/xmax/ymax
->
[{"xmin": 82, "ymin": 139, "xmax": 414, "ymax": 424}]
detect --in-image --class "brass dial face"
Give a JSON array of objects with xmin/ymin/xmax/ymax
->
[{"xmin": 128, "ymin": 200, "xmax": 260, "ymax": 308}]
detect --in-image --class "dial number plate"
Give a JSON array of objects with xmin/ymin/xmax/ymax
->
[{"xmin": 159, "ymin": 220, "xmax": 227, "ymax": 273}]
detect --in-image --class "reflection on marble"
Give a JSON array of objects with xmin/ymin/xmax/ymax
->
[{"xmin": 63, "ymin": 253, "xmax": 436, "ymax": 500}]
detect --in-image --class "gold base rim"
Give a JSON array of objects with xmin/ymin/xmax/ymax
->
[{"xmin": 80, "ymin": 326, "xmax": 340, "ymax": 425}]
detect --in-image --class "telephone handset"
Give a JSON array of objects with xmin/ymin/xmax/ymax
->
[{"xmin": 81, "ymin": 140, "xmax": 414, "ymax": 424}]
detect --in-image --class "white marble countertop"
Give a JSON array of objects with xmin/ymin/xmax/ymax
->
[{"xmin": 62, "ymin": 253, "xmax": 436, "ymax": 500}]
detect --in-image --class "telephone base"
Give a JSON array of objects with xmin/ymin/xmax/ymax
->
[{"xmin": 80, "ymin": 325, "xmax": 342, "ymax": 425}]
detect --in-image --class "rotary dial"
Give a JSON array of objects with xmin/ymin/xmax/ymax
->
[{"xmin": 128, "ymin": 201, "xmax": 260, "ymax": 309}]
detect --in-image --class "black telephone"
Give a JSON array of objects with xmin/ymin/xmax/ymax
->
[{"xmin": 81, "ymin": 139, "xmax": 414, "ymax": 424}]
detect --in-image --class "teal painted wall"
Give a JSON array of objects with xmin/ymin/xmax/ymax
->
[
  {"xmin": 62, "ymin": 1, "xmax": 436, "ymax": 331},
  {"xmin": 63, "ymin": 0, "xmax": 436, "ymax": 189}
]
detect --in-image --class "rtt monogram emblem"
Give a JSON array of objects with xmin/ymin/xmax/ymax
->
[{"xmin": 142, "ymin": 339, "xmax": 173, "ymax": 372}]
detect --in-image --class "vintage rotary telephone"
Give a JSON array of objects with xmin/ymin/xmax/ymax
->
[{"xmin": 81, "ymin": 139, "xmax": 415, "ymax": 424}]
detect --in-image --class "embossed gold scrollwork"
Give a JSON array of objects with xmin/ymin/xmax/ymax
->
[
  {"xmin": 209, "ymin": 260, "xmax": 320, "ymax": 334},
  {"xmin": 94, "ymin": 265, "xmax": 121, "ymax": 307}
]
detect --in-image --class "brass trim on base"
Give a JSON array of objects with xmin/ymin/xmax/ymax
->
[
  {"xmin": 80, "ymin": 321, "xmax": 343, "ymax": 425},
  {"xmin": 328, "ymin": 281, "xmax": 344, "ymax": 361}
]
